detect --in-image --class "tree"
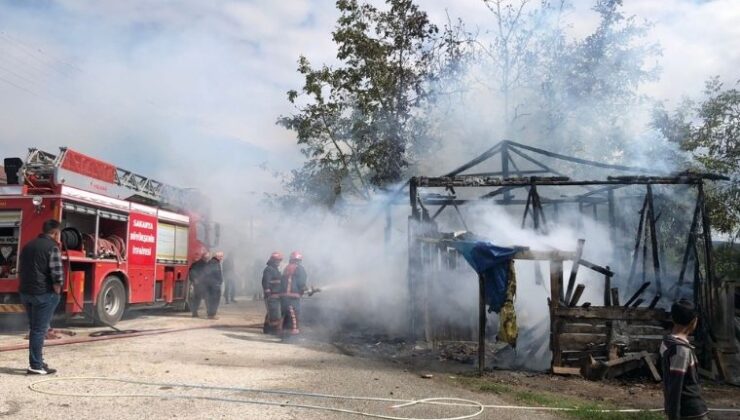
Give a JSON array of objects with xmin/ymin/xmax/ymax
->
[
  {"xmin": 477, "ymin": 0, "xmax": 660, "ymax": 161},
  {"xmin": 652, "ymin": 77, "xmax": 740, "ymax": 240},
  {"xmin": 540, "ymin": 0, "xmax": 660, "ymax": 158},
  {"xmin": 686, "ymin": 78, "xmax": 739, "ymax": 239},
  {"xmin": 278, "ymin": 0, "xmax": 445, "ymax": 206}
]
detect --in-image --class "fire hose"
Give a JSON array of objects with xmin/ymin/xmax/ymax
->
[{"xmin": 27, "ymin": 377, "xmax": 740, "ymax": 419}]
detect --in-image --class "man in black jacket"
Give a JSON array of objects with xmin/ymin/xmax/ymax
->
[
  {"xmin": 189, "ymin": 249, "xmax": 210, "ymax": 318},
  {"xmin": 18, "ymin": 219, "xmax": 63, "ymax": 375},
  {"xmin": 660, "ymin": 299, "xmax": 708, "ymax": 420},
  {"xmin": 202, "ymin": 251, "xmax": 224, "ymax": 319}
]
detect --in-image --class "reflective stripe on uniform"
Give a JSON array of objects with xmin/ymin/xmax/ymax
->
[{"xmin": 0, "ymin": 304, "xmax": 25, "ymax": 313}]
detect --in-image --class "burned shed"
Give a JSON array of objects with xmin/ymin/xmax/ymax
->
[{"xmin": 404, "ymin": 140, "xmax": 737, "ymax": 381}]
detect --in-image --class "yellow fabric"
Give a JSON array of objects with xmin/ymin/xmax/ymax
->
[{"xmin": 498, "ymin": 260, "xmax": 518, "ymax": 346}]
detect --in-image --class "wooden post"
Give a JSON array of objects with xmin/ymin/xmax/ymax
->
[
  {"xmin": 521, "ymin": 187, "xmax": 532, "ymax": 229},
  {"xmin": 550, "ymin": 260, "xmax": 564, "ymax": 370},
  {"xmin": 607, "ymin": 189, "xmax": 616, "ymax": 243},
  {"xmin": 565, "ymin": 239, "xmax": 585, "ymax": 304},
  {"xmin": 501, "ymin": 143, "xmax": 512, "ymax": 203},
  {"xmin": 478, "ymin": 274, "xmax": 486, "ymax": 376},
  {"xmin": 604, "ymin": 268, "xmax": 612, "ymax": 306},
  {"xmin": 697, "ymin": 182, "xmax": 716, "ymax": 329},
  {"xmin": 569, "ymin": 284, "xmax": 586, "ymax": 307},
  {"xmin": 625, "ymin": 282, "xmax": 651, "ymax": 307},
  {"xmin": 627, "ymin": 195, "xmax": 648, "ymax": 288},
  {"xmin": 611, "ymin": 288, "xmax": 621, "ymax": 306},
  {"xmin": 677, "ymin": 197, "xmax": 701, "ymax": 300},
  {"xmin": 646, "ymin": 184, "xmax": 662, "ymax": 293}
]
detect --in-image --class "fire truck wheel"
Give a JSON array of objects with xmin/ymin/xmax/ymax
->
[{"xmin": 94, "ymin": 276, "xmax": 126, "ymax": 326}]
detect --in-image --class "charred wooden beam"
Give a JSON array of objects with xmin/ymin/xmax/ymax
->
[
  {"xmin": 565, "ymin": 239, "xmax": 586, "ymax": 304},
  {"xmin": 501, "ymin": 142, "xmax": 512, "ymax": 203},
  {"xmin": 431, "ymin": 203, "xmax": 448, "ymax": 220},
  {"xmin": 698, "ymin": 182, "xmax": 716, "ymax": 318},
  {"xmin": 611, "ymin": 288, "xmax": 621, "ymax": 307},
  {"xmin": 521, "ymin": 187, "xmax": 533, "ymax": 229},
  {"xmin": 464, "ymin": 170, "xmax": 549, "ymax": 177},
  {"xmin": 627, "ymin": 195, "xmax": 648, "ymax": 287},
  {"xmin": 604, "ymin": 269, "xmax": 612, "ymax": 306},
  {"xmin": 569, "ymin": 284, "xmax": 586, "ymax": 307},
  {"xmin": 648, "ymin": 293, "xmax": 661, "ymax": 309},
  {"xmin": 416, "ymin": 175, "xmax": 712, "ymax": 188},
  {"xmin": 631, "ymin": 298, "xmax": 645, "ymax": 308},
  {"xmin": 550, "ymin": 260, "xmax": 564, "ymax": 369},
  {"xmin": 676, "ymin": 197, "xmax": 700, "ymax": 300},
  {"xmin": 646, "ymin": 184, "xmax": 662, "ymax": 294},
  {"xmin": 625, "ymin": 282, "xmax": 651, "ymax": 307},
  {"xmin": 553, "ymin": 306, "xmax": 669, "ymax": 322},
  {"xmin": 579, "ymin": 258, "xmax": 614, "ymax": 276},
  {"xmin": 508, "ymin": 140, "xmax": 650, "ymax": 172},
  {"xmin": 444, "ymin": 142, "xmax": 503, "ymax": 177},
  {"xmin": 420, "ymin": 197, "xmax": 606, "ymax": 206}
]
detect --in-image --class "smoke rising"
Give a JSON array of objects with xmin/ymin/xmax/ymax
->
[{"xmin": 0, "ymin": 1, "xmax": 736, "ymax": 371}]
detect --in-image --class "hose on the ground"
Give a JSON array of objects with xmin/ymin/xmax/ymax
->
[
  {"xmin": 29, "ymin": 377, "xmax": 740, "ymax": 419},
  {"xmin": 29, "ymin": 377, "xmax": 483, "ymax": 420}
]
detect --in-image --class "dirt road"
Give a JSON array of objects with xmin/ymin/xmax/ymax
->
[{"xmin": 0, "ymin": 300, "xmax": 555, "ymax": 420}]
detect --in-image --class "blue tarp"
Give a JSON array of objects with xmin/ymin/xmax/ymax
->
[{"xmin": 449, "ymin": 241, "xmax": 524, "ymax": 313}]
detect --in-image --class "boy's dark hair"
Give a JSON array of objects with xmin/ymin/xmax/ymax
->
[
  {"xmin": 671, "ymin": 299, "xmax": 698, "ymax": 326},
  {"xmin": 42, "ymin": 219, "xmax": 61, "ymax": 234}
]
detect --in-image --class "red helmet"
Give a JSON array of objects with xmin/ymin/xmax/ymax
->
[
  {"xmin": 269, "ymin": 252, "xmax": 283, "ymax": 261},
  {"xmin": 289, "ymin": 251, "xmax": 303, "ymax": 261}
]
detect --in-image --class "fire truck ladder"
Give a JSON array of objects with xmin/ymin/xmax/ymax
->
[{"xmin": 24, "ymin": 147, "xmax": 203, "ymax": 211}]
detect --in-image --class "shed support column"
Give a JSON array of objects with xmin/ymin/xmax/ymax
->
[
  {"xmin": 549, "ymin": 260, "xmax": 564, "ymax": 370},
  {"xmin": 698, "ymin": 182, "xmax": 719, "ymax": 338}
]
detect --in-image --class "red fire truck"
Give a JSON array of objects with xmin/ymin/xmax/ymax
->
[{"xmin": 0, "ymin": 147, "xmax": 219, "ymax": 325}]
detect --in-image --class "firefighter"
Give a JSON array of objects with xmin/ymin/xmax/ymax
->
[
  {"xmin": 261, "ymin": 252, "xmax": 283, "ymax": 334},
  {"xmin": 188, "ymin": 249, "xmax": 210, "ymax": 318},
  {"xmin": 202, "ymin": 251, "xmax": 224, "ymax": 319},
  {"xmin": 280, "ymin": 251, "xmax": 308, "ymax": 338}
]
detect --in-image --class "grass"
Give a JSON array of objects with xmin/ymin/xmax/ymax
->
[{"xmin": 452, "ymin": 376, "xmax": 663, "ymax": 420}]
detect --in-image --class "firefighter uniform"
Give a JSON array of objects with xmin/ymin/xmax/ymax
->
[
  {"xmin": 280, "ymin": 255, "xmax": 307, "ymax": 337},
  {"xmin": 262, "ymin": 254, "xmax": 283, "ymax": 334}
]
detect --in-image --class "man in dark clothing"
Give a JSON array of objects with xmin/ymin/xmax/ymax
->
[
  {"xmin": 262, "ymin": 252, "xmax": 283, "ymax": 334},
  {"xmin": 18, "ymin": 219, "xmax": 63, "ymax": 375},
  {"xmin": 189, "ymin": 250, "xmax": 210, "ymax": 318},
  {"xmin": 660, "ymin": 299, "xmax": 708, "ymax": 420},
  {"xmin": 280, "ymin": 251, "xmax": 308, "ymax": 338},
  {"xmin": 222, "ymin": 253, "xmax": 236, "ymax": 304},
  {"xmin": 202, "ymin": 251, "xmax": 224, "ymax": 319}
]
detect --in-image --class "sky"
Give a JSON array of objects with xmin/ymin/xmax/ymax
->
[{"xmin": 0, "ymin": 0, "xmax": 738, "ymax": 195}]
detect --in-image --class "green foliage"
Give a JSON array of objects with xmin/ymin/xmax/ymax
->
[
  {"xmin": 278, "ymin": 0, "xmax": 456, "ymax": 206},
  {"xmin": 475, "ymin": 0, "xmax": 660, "ymax": 160},
  {"xmin": 653, "ymin": 78, "xmax": 740, "ymax": 239}
]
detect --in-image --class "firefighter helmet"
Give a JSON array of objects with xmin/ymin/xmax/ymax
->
[
  {"xmin": 289, "ymin": 251, "xmax": 303, "ymax": 261},
  {"xmin": 269, "ymin": 251, "xmax": 283, "ymax": 261}
]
